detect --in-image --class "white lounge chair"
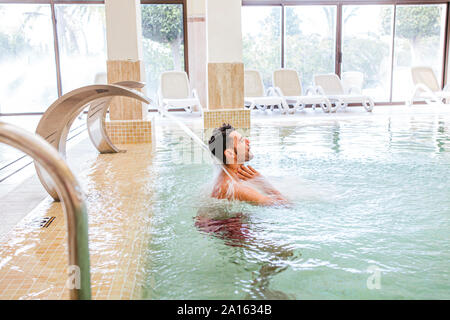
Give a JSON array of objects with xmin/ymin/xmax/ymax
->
[
  {"xmin": 158, "ymin": 71, "xmax": 202, "ymax": 113},
  {"xmin": 314, "ymin": 73, "xmax": 374, "ymax": 112},
  {"xmin": 342, "ymin": 71, "xmax": 364, "ymax": 95},
  {"xmin": 409, "ymin": 66, "xmax": 450, "ymax": 105},
  {"xmin": 244, "ymin": 69, "xmax": 287, "ymax": 112},
  {"xmin": 272, "ymin": 69, "xmax": 332, "ymax": 113}
]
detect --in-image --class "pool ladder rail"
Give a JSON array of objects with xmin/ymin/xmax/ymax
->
[{"xmin": 0, "ymin": 122, "xmax": 91, "ymax": 300}]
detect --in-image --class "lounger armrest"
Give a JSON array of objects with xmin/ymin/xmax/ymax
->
[
  {"xmin": 272, "ymin": 86, "xmax": 284, "ymax": 97},
  {"xmin": 266, "ymin": 87, "xmax": 276, "ymax": 96},
  {"xmin": 266, "ymin": 87, "xmax": 289, "ymax": 111},
  {"xmin": 412, "ymin": 83, "xmax": 434, "ymax": 97},
  {"xmin": 409, "ymin": 83, "xmax": 439, "ymax": 105},
  {"xmin": 348, "ymin": 86, "xmax": 362, "ymax": 95},
  {"xmin": 315, "ymin": 85, "xmax": 326, "ymax": 96},
  {"xmin": 305, "ymin": 86, "xmax": 318, "ymax": 96},
  {"xmin": 192, "ymin": 88, "xmax": 199, "ymax": 99},
  {"xmin": 191, "ymin": 88, "xmax": 204, "ymax": 114}
]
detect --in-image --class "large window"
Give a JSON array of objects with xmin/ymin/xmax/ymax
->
[
  {"xmin": 0, "ymin": 1, "xmax": 189, "ymax": 114},
  {"xmin": 242, "ymin": 1, "xmax": 449, "ymax": 103},
  {"xmin": 0, "ymin": 4, "xmax": 58, "ymax": 113},
  {"xmin": 55, "ymin": 4, "xmax": 107, "ymax": 94},
  {"xmin": 242, "ymin": 6, "xmax": 281, "ymax": 88},
  {"xmin": 342, "ymin": 5, "xmax": 394, "ymax": 101},
  {"xmin": 0, "ymin": 1, "xmax": 107, "ymax": 114},
  {"xmin": 285, "ymin": 6, "xmax": 336, "ymax": 89},
  {"xmin": 141, "ymin": 3, "xmax": 185, "ymax": 107},
  {"xmin": 392, "ymin": 4, "xmax": 447, "ymax": 101}
]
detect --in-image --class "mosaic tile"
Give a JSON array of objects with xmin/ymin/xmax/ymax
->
[
  {"xmin": 0, "ymin": 144, "xmax": 154, "ymax": 300},
  {"xmin": 105, "ymin": 119, "xmax": 154, "ymax": 144},
  {"xmin": 203, "ymin": 108, "xmax": 250, "ymax": 129}
]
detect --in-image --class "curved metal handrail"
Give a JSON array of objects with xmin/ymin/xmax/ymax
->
[
  {"xmin": 0, "ymin": 122, "xmax": 91, "ymax": 300},
  {"xmin": 35, "ymin": 83, "xmax": 151, "ymax": 201}
]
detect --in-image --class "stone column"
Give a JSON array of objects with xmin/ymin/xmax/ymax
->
[
  {"xmin": 204, "ymin": 0, "xmax": 250, "ymax": 129},
  {"xmin": 105, "ymin": 0, "xmax": 146, "ymax": 120},
  {"xmin": 104, "ymin": 0, "xmax": 153, "ymax": 145}
]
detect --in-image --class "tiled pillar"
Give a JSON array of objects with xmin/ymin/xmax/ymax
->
[
  {"xmin": 106, "ymin": 60, "xmax": 146, "ymax": 120},
  {"xmin": 204, "ymin": 0, "xmax": 249, "ymax": 128},
  {"xmin": 187, "ymin": 0, "xmax": 207, "ymax": 109},
  {"xmin": 105, "ymin": 0, "xmax": 146, "ymax": 121},
  {"xmin": 105, "ymin": 0, "xmax": 153, "ymax": 144}
]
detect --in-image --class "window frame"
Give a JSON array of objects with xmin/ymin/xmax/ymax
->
[
  {"xmin": 242, "ymin": 0, "xmax": 450, "ymax": 105},
  {"xmin": 140, "ymin": 0, "xmax": 188, "ymax": 76},
  {"xmin": 0, "ymin": 0, "xmax": 188, "ymax": 115}
]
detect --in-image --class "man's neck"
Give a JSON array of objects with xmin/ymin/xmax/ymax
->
[{"xmin": 224, "ymin": 163, "xmax": 240, "ymax": 177}]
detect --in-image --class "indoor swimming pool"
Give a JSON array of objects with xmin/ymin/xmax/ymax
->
[{"xmin": 142, "ymin": 113, "xmax": 450, "ymax": 299}]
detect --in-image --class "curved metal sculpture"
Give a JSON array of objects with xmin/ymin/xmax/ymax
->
[
  {"xmin": 36, "ymin": 83, "xmax": 150, "ymax": 201},
  {"xmin": 86, "ymin": 81, "xmax": 146, "ymax": 153},
  {"xmin": 0, "ymin": 122, "xmax": 91, "ymax": 300}
]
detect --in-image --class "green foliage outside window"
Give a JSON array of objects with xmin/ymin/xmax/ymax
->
[{"xmin": 141, "ymin": 4, "xmax": 184, "ymax": 104}]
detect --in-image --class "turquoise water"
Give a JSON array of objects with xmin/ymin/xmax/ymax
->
[{"xmin": 142, "ymin": 114, "xmax": 450, "ymax": 299}]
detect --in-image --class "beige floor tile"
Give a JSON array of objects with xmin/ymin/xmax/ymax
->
[{"xmin": 0, "ymin": 143, "xmax": 154, "ymax": 300}]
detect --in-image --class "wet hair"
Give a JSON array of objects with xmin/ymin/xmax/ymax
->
[{"xmin": 208, "ymin": 123, "xmax": 235, "ymax": 164}]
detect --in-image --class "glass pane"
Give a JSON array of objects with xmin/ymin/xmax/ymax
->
[
  {"xmin": 0, "ymin": 4, "xmax": 58, "ymax": 114},
  {"xmin": 285, "ymin": 6, "xmax": 336, "ymax": 89},
  {"xmin": 392, "ymin": 4, "xmax": 446, "ymax": 101},
  {"xmin": 342, "ymin": 5, "xmax": 394, "ymax": 101},
  {"xmin": 55, "ymin": 4, "xmax": 107, "ymax": 93},
  {"xmin": 141, "ymin": 4, "xmax": 185, "ymax": 108},
  {"xmin": 241, "ymin": 6, "xmax": 281, "ymax": 89}
]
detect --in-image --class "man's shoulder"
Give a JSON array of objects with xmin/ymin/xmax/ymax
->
[{"xmin": 212, "ymin": 178, "xmax": 234, "ymax": 199}]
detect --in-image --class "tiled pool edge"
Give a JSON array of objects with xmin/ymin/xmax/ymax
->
[{"xmin": 0, "ymin": 144, "xmax": 155, "ymax": 300}]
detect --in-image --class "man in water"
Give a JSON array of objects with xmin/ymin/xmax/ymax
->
[
  {"xmin": 208, "ymin": 123, "xmax": 289, "ymax": 206},
  {"xmin": 194, "ymin": 124, "xmax": 294, "ymax": 299}
]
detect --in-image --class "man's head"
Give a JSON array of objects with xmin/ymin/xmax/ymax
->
[{"xmin": 208, "ymin": 123, "xmax": 253, "ymax": 165}]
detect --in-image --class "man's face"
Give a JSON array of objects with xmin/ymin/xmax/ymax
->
[{"xmin": 227, "ymin": 131, "xmax": 253, "ymax": 164}]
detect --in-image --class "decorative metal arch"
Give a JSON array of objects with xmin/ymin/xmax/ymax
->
[
  {"xmin": 86, "ymin": 81, "xmax": 146, "ymax": 154},
  {"xmin": 35, "ymin": 83, "xmax": 150, "ymax": 201}
]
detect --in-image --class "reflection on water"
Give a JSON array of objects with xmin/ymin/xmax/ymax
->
[
  {"xmin": 195, "ymin": 210, "xmax": 251, "ymax": 247},
  {"xmin": 142, "ymin": 114, "xmax": 450, "ymax": 299},
  {"xmin": 194, "ymin": 206, "xmax": 297, "ymax": 299},
  {"xmin": 332, "ymin": 123, "xmax": 341, "ymax": 154}
]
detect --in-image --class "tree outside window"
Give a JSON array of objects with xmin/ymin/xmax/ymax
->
[{"xmin": 141, "ymin": 4, "xmax": 185, "ymax": 107}]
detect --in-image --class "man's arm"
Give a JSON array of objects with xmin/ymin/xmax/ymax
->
[
  {"xmin": 237, "ymin": 165, "xmax": 289, "ymax": 203},
  {"xmin": 233, "ymin": 183, "xmax": 277, "ymax": 206}
]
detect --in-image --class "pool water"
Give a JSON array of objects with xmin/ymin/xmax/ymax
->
[{"xmin": 142, "ymin": 114, "xmax": 450, "ymax": 299}]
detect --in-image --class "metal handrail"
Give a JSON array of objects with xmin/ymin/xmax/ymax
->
[{"xmin": 0, "ymin": 122, "xmax": 91, "ymax": 300}]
